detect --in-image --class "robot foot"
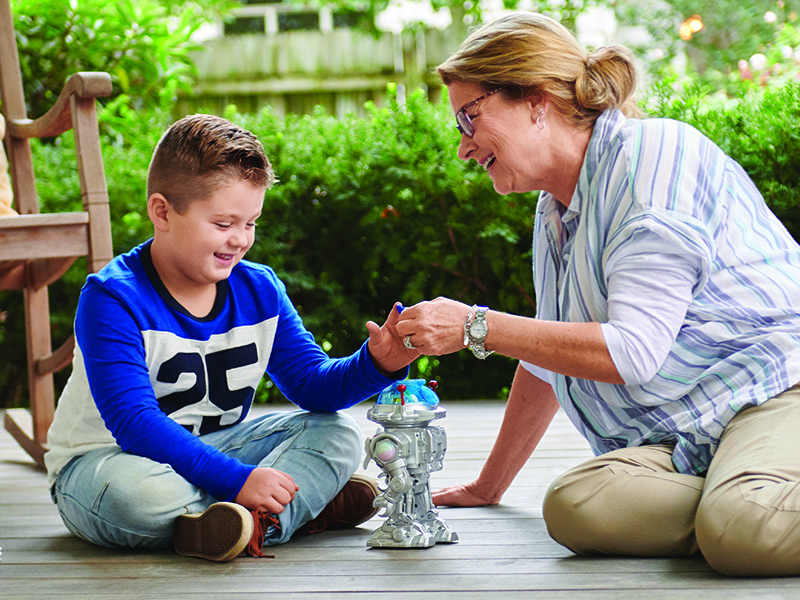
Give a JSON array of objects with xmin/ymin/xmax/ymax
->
[
  {"xmin": 366, "ymin": 521, "xmax": 435, "ymax": 548},
  {"xmin": 433, "ymin": 528, "xmax": 459, "ymax": 544},
  {"xmin": 366, "ymin": 518, "xmax": 459, "ymax": 548},
  {"xmin": 428, "ymin": 517, "xmax": 459, "ymax": 544}
]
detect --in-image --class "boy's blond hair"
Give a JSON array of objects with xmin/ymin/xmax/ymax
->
[{"xmin": 147, "ymin": 114, "xmax": 274, "ymax": 214}]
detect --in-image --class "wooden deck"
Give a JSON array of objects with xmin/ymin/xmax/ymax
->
[{"xmin": 3, "ymin": 400, "xmax": 800, "ymax": 599}]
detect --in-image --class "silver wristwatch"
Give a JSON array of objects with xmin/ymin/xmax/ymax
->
[{"xmin": 464, "ymin": 305, "xmax": 494, "ymax": 360}]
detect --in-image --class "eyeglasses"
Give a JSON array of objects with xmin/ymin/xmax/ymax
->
[{"xmin": 455, "ymin": 88, "xmax": 501, "ymax": 137}]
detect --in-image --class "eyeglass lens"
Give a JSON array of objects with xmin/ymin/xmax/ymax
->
[
  {"xmin": 456, "ymin": 111, "xmax": 473, "ymax": 137},
  {"xmin": 455, "ymin": 89, "xmax": 500, "ymax": 138}
]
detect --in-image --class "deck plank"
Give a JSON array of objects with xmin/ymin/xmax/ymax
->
[{"xmin": 3, "ymin": 400, "xmax": 800, "ymax": 598}]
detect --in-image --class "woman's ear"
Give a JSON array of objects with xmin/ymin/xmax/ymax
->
[
  {"xmin": 147, "ymin": 193, "xmax": 171, "ymax": 232},
  {"xmin": 528, "ymin": 96, "xmax": 549, "ymax": 130},
  {"xmin": 528, "ymin": 96, "xmax": 548, "ymax": 119}
]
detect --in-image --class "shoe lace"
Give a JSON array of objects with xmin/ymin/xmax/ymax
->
[{"xmin": 244, "ymin": 511, "xmax": 280, "ymax": 558}]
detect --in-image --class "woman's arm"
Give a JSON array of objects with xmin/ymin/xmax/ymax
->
[
  {"xmin": 433, "ymin": 364, "xmax": 560, "ymax": 506},
  {"xmin": 487, "ymin": 313, "xmax": 623, "ymax": 383},
  {"xmin": 396, "ymin": 298, "xmax": 624, "ymax": 384}
]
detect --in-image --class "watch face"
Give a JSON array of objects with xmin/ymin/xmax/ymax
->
[{"xmin": 471, "ymin": 318, "xmax": 488, "ymax": 339}]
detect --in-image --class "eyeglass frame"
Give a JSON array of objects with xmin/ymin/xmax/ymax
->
[{"xmin": 455, "ymin": 88, "xmax": 502, "ymax": 137}]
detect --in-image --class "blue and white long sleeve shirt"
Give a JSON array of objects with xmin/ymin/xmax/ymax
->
[
  {"xmin": 524, "ymin": 109, "xmax": 800, "ymax": 475},
  {"xmin": 45, "ymin": 241, "xmax": 405, "ymax": 500}
]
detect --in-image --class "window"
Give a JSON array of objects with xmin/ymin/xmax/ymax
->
[{"xmin": 222, "ymin": 2, "xmax": 368, "ymax": 36}]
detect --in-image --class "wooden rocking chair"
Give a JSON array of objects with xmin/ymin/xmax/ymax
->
[{"xmin": 1, "ymin": 0, "xmax": 113, "ymax": 467}]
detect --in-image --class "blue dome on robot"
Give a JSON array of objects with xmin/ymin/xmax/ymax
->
[{"xmin": 376, "ymin": 379, "xmax": 439, "ymax": 406}]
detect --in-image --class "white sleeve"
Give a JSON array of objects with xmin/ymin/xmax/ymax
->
[
  {"xmin": 519, "ymin": 360, "xmax": 554, "ymax": 385},
  {"xmin": 601, "ymin": 232, "xmax": 699, "ymax": 385}
]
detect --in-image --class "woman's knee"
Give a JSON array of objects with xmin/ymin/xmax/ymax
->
[
  {"xmin": 696, "ymin": 489, "xmax": 800, "ymax": 576},
  {"xmin": 542, "ymin": 465, "xmax": 615, "ymax": 554},
  {"xmin": 542, "ymin": 475, "xmax": 581, "ymax": 551},
  {"xmin": 543, "ymin": 449, "xmax": 702, "ymax": 557}
]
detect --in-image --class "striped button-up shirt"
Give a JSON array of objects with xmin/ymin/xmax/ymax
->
[{"xmin": 529, "ymin": 108, "xmax": 800, "ymax": 475}]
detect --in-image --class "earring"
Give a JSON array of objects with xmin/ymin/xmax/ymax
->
[{"xmin": 536, "ymin": 108, "xmax": 545, "ymax": 130}]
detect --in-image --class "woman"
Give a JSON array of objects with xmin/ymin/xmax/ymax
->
[{"xmin": 395, "ymin": 11, "xmax": 800, "ymax": 576}]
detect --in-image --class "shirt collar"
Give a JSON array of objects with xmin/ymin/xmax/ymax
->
[{"xmin": 537, "ymin": 109, "xmax": 628, "ymax": 224}]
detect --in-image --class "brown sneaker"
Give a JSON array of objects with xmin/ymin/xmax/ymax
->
[
  {"xmin": 173, "ymin": 502, "xmax": 254, "ymax": 562},
  {"xmin": 245, "ymin": 510, "xmax": 280, "ymax": 558},
  {"xmin": 300, "ymin": 474, "xmax": 381, "ymax": 535}
]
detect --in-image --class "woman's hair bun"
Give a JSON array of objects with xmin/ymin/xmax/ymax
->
[{"xmin": 576, "ymin": 45, "xmax": 638, "ymax": 113}]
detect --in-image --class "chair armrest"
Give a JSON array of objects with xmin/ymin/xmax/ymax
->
[
  {"xmin": 0, "ymin": 212, "xmax": 90, "ymax": 260},
  {"xmin": 6, "ymin": 72, "xmax": 112, "ymax": 139}
]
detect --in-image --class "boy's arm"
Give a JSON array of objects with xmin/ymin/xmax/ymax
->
[
  {"xmin": 76, "ymin": 281, "xmax": 255, "ymax": 502},
  {"xmin": 265, "ymin": 278, "xmax": 409, "ymax": 412}
]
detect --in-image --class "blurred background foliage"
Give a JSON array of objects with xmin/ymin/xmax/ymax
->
[
  {"xmin": 1, "ymin": 0, "xmax": 799, "ymax": 405},
  {"xmin": 615, "ymin": 0, "xmax": 800, "ymax": 96}
]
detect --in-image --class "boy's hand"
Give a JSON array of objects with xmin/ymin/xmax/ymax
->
[
  {"xmin": 366, "ymin": 302, "xmax": 420, "ymax": 376},
  {"xmin": 235, "ymin": 467, "xmax": 299, "ymax": 514}
]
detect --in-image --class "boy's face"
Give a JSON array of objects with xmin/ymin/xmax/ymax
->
[{"xmin": 157, "ymin": 178, "xmax": 265, "ymax": 293}]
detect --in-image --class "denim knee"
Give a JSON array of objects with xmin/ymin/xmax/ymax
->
[
  {"xmin": 54, "ymin": 451, "xmax": 203, "ymax": 549},
  {"xmin": 306, "ymin": 410, "xmax": 360, "ymax": 441},
  {"xmin": 300, "ymin": 411, "xmax": 362, "ymax": 471}
]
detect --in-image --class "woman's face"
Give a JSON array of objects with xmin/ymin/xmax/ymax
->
[{"xmin": 448, "ymin": 81, "xmax": 547, "ymax": 196}]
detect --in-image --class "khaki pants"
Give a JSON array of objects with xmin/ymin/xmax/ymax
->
[{"xmin": 543, "ymin": 385, "xmax": 800, "ymax": 576}]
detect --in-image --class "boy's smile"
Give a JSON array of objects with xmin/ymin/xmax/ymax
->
[{"xmin": 149, "ymin": 178, "xmax": 266, "ymax": 315}]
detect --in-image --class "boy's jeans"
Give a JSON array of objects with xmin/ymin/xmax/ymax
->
[{"xmin": 52, "ymin": 410, "xmax": 362, "ymax": 549}]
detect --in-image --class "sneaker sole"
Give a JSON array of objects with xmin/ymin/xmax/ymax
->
[
  {"xmin": 173, "ymin": 502, "xmax": 253, "ymax": 562},
  {"xmin": 349, "ymin": 473, "xmax": 381, "ymax": 525}
]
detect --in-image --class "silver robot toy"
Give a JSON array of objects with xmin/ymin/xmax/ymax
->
[{"xmin": 363, "ymin": 378, "xmax": 459, "ymax": 548}]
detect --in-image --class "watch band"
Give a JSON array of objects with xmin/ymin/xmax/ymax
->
[
  {"xmin": 465, "ymin": 305, "xmax": 494, "ymax": 360},
  {"xmin": 463, "ymin": 305, "xmax": 475, "ymax": 347}
]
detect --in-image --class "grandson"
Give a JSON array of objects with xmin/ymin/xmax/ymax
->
[{"xmin": 44, "ymin": 114, "xmax": 416, "ymax": 562}]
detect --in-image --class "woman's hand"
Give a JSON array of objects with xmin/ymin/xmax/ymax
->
[
  {"xmin": 433, "ymin": 481, "xmax": 502, "ymax": 507},
  {"xmin": 395, "ymin": 297, "xmax": 472, "ymax": 356},
  {"xmin": 234, "ymin": 467, "xmax": 299, "ymax": 514}
]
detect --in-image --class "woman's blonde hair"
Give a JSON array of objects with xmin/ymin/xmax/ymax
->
[{"xmin": 437, "ymin": 12, "xmax": 642, "ymax": 129}]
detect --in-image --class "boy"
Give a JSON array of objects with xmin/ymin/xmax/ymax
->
[{"xmin": 44, "ymin": 114, "xmax": 416, "ymax": 562}]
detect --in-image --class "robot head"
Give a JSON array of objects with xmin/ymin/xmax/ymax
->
[{"xmin": 376, "ymin": 379, "xmax": 439, "ymax": 407}]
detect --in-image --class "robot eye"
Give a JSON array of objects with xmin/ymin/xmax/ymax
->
[{"xmin": 375, "ymin": 439, "xmax": 397, "ymax": 462}]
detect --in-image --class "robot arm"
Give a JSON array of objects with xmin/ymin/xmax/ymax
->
[{"xmin": 365, "ymin": 433, "xmax": 413, "ymax": 510}]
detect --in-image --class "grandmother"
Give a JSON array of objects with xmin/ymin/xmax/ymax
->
[{"xmin": 395, "ymin": 11, "xmax": 800, "ymax": 576}]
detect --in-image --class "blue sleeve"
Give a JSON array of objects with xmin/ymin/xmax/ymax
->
[
  {"xmin": 264, "ymin": 273, "xmax": 407, "ymax": 412},
  {"xmin": 76, "ymin": 279, "xmax": 254, "ymax": 501}
]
